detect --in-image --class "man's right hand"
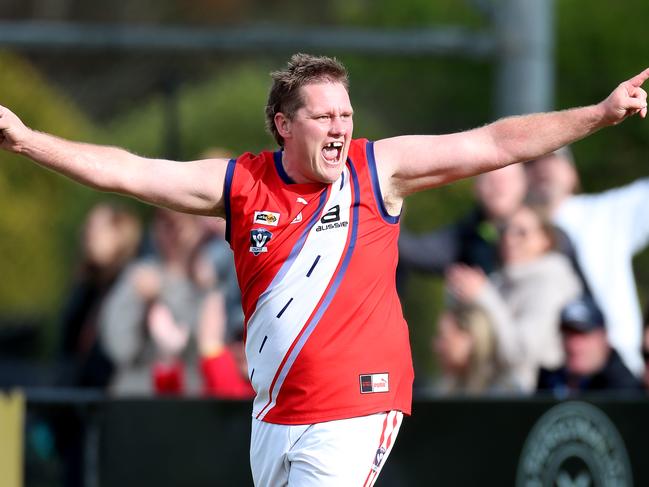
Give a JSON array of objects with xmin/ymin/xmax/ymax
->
[{"xmin": 0, "ymin": 105, "xmax": 32, "ymax": 153}]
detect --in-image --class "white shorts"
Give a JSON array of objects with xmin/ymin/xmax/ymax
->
[{"xmin": 250, "ymin": 410, "xmax": 403, "ymax": 487}]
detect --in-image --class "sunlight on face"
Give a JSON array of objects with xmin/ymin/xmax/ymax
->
[{"xmin": 280, "ymin": 81, "xmax": 354, "ymax": 184}]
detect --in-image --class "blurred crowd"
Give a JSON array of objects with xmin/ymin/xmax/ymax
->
[
  {"xmin": 56, "ymin": 201, "xmax": 254, "ymax": 401},
  {"xmin": 49, "ymin": 146, "xmax": 649, "ymax": 402},
  {"xmin": 401, "ymin": 148, "xmax": 649, "ymax": 396}
]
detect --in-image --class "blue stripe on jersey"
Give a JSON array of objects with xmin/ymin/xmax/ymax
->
[
  {"xmin": 224, "ymin": 158, "xmax": 237, "ymax": 244},
  {"xmin": 263, "ymin": 160, "xmax": 361, "ymax": 416},
  {"xmin": 276, "ymin": 298, "xmax": 294, "ymax": 319},
  {"xmin": 274, "ymin": 150, "xmax": 296, "ymax": 184},
  {"xmin": 366, "ymin": 141, "xmax": 400, "ymax": 224},
  {"xmin": 306, "ymin": 255, "xmax": 321, "ymax": 277}
]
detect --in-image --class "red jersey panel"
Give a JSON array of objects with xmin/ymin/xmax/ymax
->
[{"xmin": 224, "ymin": 138, "xmax": 413, "ymax": 425}]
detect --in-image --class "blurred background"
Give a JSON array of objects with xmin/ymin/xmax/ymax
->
[
  {"xmin": 1, "ymin": 0, "xmax": 649, "ymax": 486},
  {"xmin": 3, "ymin": 0, "xmax": 649, "ymax": 381}
]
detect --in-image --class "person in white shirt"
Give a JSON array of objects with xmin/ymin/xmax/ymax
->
[{"xmin": 526, "ymin": 148, "xmax": 649, "ymax": 376}]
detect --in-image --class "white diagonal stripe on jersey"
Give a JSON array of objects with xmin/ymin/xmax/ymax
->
[
  {"xmin": 246, "ymin": 168, "xmax": 353, "ymax": 419},
  {"xmin": 258, "ymin": 161, "xmax": 361, "ymax": 420},
  {"xmin": 257, "ymin": 162, "xmax": 361, "ymax": 420}
]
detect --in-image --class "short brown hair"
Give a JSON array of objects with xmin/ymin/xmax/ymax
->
[{"xmin": 265, "ymin": 53, "xmax": 349, "ymax": 146}]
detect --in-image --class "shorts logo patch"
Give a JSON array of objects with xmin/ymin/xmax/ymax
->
[
  {"xmin": 359, "ymin": 373, "xmax": 389, "ymax": 394},
  {"xmin": 250, "ymin": 228, "xmax": 272, "ymax": 255},
  {"xmin": 372, "ymin": 446, "xmax": 387, "ymax": 471},
  {"xmin": 253, "ymin": 211, "xmax": 280, "ymax": 226}
]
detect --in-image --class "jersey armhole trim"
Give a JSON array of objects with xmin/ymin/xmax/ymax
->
[
  {"xmin": 224, "ymin": 158, "xmax": 236, "ymax": 244},
  {"xmin": 366, "ymin": 141, "xmax": 400, "ymax": 224}
]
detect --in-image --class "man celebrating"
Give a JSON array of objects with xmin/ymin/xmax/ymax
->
[{"xmin": 1, "ymin": 53, "xmax": 648, "ymax": 486}]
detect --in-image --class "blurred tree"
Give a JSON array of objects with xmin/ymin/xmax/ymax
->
[{"xmin": 0, "ymin": 51, "xmax": 103, "ymax": 338}]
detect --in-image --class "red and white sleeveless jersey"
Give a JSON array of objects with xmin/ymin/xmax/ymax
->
[{"xmin": 224, "ymin": 138, "xmax": 413, "ymax": 425}]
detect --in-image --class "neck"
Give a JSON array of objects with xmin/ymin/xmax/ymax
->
[{"xmin": 281, "ymin": 147, "xmax": 307, "ymax": 184}]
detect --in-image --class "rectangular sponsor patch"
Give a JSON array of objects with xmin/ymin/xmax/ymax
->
[
  {"xmin": 253, "ymin": 211, "xmax": 280, "ymax": 226},
  {"xmin": 359, "ymin": 373, "xmax": 389, "ymax": 394}
]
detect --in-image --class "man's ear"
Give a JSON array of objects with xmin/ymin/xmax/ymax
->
[{"xmin": 275, "ymin": 113, "xmax": 291, "ymax": 140}]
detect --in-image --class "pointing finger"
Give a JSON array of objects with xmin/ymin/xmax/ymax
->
[{"xmin": 628, "ymin": 67, "xmax": 649, "ymax": 87}]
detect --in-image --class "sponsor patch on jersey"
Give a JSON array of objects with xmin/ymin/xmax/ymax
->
[
  {"xmin": 253, "ymin": 211, "xmax": 280, "ymax": 226},
  {"xmin": 315, "ymin": 205, "xmax": 349, "ymax": 232},
  {"xmin": 250, "ymin": 228, "xmax": 272, "ymax": 255},
  {"xmin": 359, "ymin": 373, "xmax": 389, "ymax": 394}
]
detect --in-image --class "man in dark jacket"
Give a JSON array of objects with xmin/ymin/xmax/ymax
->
[
  {"xmin": 538, "ymin": 296, "xmax": 643, "ymax": 395},
  {"xmin": 399, "ymin": 164, "xmax": 527, "ymax": 276}
]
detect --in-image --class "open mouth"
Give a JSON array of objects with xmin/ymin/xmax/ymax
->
[{"xmin": 321, "ymin": 141, "xmax": 343, "ymax": 165}]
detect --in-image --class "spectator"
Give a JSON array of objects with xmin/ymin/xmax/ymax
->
[
  {"xmin": 99, "ymin": 208, "xmax": 210, "ymax": 396},
  {"xmin": 53, "ymin": 203, "xmax": 141, "ymax": 487},
  {"xmin": 433, "ymin": 302, "xmax": 516, "ymax": 395},
  {"xmin": 399, "ymin": 164, "xmax": 527, "ymax": 276},
  {"xmin": 526, "ymin": 149, "xmax": 649, "ymax": 376},
  {"xmin": 447, "ymin": 205, "xmax": 582, "ymax": 392},
  {"xmin": 197, "ymin": 290, "xmax": 255, "ymax": 399},
  {"xmin": 538, "ymin": 296, "xmax": 643, "ymax": 395},
  {"xmin": 197, "ymin": 147, "xmax": 245, "ymax": 342},
  {"xmin": 199, "ymin": 216, "xmax": 245, "ymax": 342},
  {"xmin": 58, "ymin": 203, "xmax": 142, "ymax": 388}
]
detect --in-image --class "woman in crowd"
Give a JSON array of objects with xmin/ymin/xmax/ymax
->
[
  {"xmin": 58, "ymin": 202, "xmax": 142, "ymax": 388},
  {"xmin": 446, "ymin": 205, "xmax": 582, "ymax": 392},
  {"xmin": 99, "ymin": 208, "xmax": 208, "ymax": 395},
  {"xmin": 433, "ymin": 301, "xmax": 515, "ymax": 394}
]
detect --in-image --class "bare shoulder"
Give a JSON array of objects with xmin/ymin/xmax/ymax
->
[
  {"xmin": 372, "ymin": 134, "xmax": 455, "ymax": 204},
  {"xmin": 188, "ymin": 157, "xmax": 232, "ymax": 217}
]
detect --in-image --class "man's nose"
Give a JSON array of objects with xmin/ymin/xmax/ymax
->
[{"xmin": 329, "ymin": 116, "xmax": 345, "ymax": 135}]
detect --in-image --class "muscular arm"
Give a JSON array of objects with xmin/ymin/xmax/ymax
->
[
  {"xmin": 0, "ymin": 106, "xmax": 229, "ymax": 216},
  {"xmin": 374, "ymin": 69, "xmax": 649, "ymax": 214}
]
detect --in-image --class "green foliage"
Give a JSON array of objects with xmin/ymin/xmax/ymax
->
[
  {"xmin": 332, "ymin": 0, "xmax": 486, "ymax": 28},
  {"xmin": 104, "ymin": 64, "xmax": 278, "ymax": 158},
  {"xmin": 0, "ymin": 51, "xmax": 101, "ymax": 319}
]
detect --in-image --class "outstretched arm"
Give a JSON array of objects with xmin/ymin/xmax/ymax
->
[
  {"xmin": 0, "ymin": 105, "xmax": 229, "ymax": 216},
  {"xmin": 375, "ymin": 68, "xmax": 649, "ymax": 213}
]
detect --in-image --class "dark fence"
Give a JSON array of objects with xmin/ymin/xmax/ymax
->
[{"xmin": 22, "ymin": 390, "xmax": 649, "ymax": 487}]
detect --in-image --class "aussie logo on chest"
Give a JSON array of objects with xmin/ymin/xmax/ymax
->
[{"xmin": 315, "ymin": 204, "xmax": 349, "ymax": 232}]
